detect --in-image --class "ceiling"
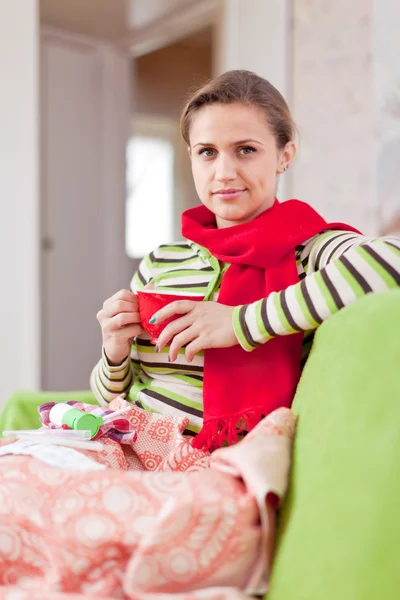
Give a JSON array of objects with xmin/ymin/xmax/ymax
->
[
  {"xmin": 39, "ymin": 0, "xmax": 212, "ymax": 49},
  {"xmin": 39, "ymin": 0, "xmax": 129, "ymax": 41}
]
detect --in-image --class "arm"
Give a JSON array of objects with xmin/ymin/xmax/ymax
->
[
  {"xmin": 90, "ymin": 257, "xmax": 151, "ymax": 406},
  {"xmin": 233, "ymin": 231, "xmax": 400, "ymax": 351}
]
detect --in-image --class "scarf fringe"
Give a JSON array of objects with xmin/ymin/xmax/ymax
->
[{"xmin": 192, "ymin": 410, "xmax": 263, "ymax": 452}]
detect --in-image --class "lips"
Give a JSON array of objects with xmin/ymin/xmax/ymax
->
[{"xmin": 213, "ymin": 189, "xmax": 246, "ymax": 200}]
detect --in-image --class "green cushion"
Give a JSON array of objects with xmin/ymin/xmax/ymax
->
[
  {"xmin": 268, "ymin": 290, "xmax": 400, "ymax": 600},
  {"xmin": 0, "ymin": 390, "xmax": 97, "ymax": 435}
]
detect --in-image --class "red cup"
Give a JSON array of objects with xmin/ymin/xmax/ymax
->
[{"xmin": 136, "ymin": 289, "xmax": 205, "ymax": 345}]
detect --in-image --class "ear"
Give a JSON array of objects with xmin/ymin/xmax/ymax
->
[
  {"xmin": 187, "ymin": 145, "xmax": 192, "ymax": 158},
  {"xmin": 277, "ymin": 141, "xmax": 296, "ymax": 174}
]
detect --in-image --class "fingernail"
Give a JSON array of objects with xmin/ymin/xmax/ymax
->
[
  {"xmin": 168, "ymin": 354, "xmax": 172, "ymax": 362},
  {"xmin": 155, "ymin": 345, "xmax": 160, "ymax": 353},
  {"xmin": 149, "ymin": 316, "xmax": 156, "ymax": 324}
]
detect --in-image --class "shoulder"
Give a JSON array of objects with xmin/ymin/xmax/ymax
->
[
  {"xmin": 297, "ymin": 229, "xmax": 373, "ymax": 273},
  {"xmin": 130, "ymin": 241, "xmax": 199, "ymax": 291}
]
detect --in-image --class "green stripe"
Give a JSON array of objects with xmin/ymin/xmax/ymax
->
[
  {"xmin": 98, "ymin": 367, "xmax": 130, "ymax": 395},
  {"xmin": 335, "ymin": 259, "xmax": 365, "ymax": 299},
  {"xmin": 133, "ymin": 271, "xmax": 146, "ymax": 291},
  {"xmin": 255, "ymin": 299, "xmax": 273, "ymax": 341},
  {"xmin": 149, "ymin": 386, "xmax": 203, "ymax": 411},
  {"xmin": 184, "ymin": 423, "xmax": 201, "ymax": 434},
  {"xmin": 294, "ymin": 280, "xmax": 319, "ymax": 328},
  {"xmin": 380, "ymin": 240, "xmax": 400, "ymax": 256},
  {"xmin": 356, "ymin": 246, "xmax": 397, "ymax": 287},
  {"xmin": 135, "ymin": 343, "xmax": 169, "ymax": 355},
  {"xmin": 309, "ymin": 229, "xmax": 344, "ymax": 251},
  {"xmin": 149, "ymin": 256, "xmax": 202, "ymax": 269},
  {"xmin": 273, "ymin": 292, "xmax": 294, "ymax": 334},
  {"xmin": 171, "ymin": 374, "xmax": 203, "ymax": 388},
  {"xmin": 232, "ymin": 306, "xmax": 253, "ymax": 351},
  {"xmin": 153, "ymin": 268, "xmax": 213, "ymax": 279},
  {"xmin": 155, "ymin": 285, "xmax": 209, "ymax": 294}
]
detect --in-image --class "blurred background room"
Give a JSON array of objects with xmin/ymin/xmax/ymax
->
[{"xmin": 1, "ymin": 0, "xmax": 399, "ymax": 406}]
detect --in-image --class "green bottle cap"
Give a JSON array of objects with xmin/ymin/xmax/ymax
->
[{"xmin": 62, "ymin": 408, "xmax": 103, "ymax": 438}]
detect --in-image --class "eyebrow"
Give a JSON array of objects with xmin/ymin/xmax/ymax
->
[{"xmin": 193, "ymin": 138, "xmax": 264, "ymax": 148}]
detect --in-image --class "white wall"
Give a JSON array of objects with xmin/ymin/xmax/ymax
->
[
  {"xmin": 214, "ymin": 0, "xmax": 291, "ymax": 97},
  {"xmin": 0, "ymin": 0, "xmax": 40, "ymax": 406},
  {"xmin": 291, "ymin": 0, "xmax": 375, "ymax": 234},
  {"xmin": 214, "ymin": 0, "xmax": 292, "ymax": 199}
]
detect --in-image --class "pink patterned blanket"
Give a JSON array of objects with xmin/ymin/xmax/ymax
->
[{"xmin": 0, "ymin": 399, "xmax": 296, "ymax": 599}]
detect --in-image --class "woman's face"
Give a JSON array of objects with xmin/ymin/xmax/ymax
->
[{"xmin": 189, "ymin": 102, "xmax": 295, "ymax": 228}]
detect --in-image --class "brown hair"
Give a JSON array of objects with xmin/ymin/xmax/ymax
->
[{"xmin": 180, "ymin": 69, "xmax": 296, "ymax": 149}]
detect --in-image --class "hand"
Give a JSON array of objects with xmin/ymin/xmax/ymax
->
[
  {"xmin": 154, "ymin": 301, "xmax": 239, "ymax": 362},
  {"xmin": 97, "ymin": 289, "xmax": 144, "ymax": 365}
]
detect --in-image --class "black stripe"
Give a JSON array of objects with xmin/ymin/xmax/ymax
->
[
  {"xmin": 339, "ymin": 256, "xmax": 373, "ymax": 293},
  {"xmin": 386, "ymin": 241, "xmax": 400, "ymax": 253},
  {"xmin": 300, "ymin": 279, "xmax": 323, "ymax": 324},
  {"xmin": 178, "ymin": 373, "xmax": 203, "ymax": 382},
  {"xmin": 158, "ymin": 244, "xmax": 191, "ymax": 250},
  {"xmin": 325, "ymin": 236, "xmax": 359, "ymax": 264},
  {"xmin": 101, "ymin": 363, "xmax": 130, "ymax": 383},
  {"xmin": 238, "ymin": 305, "xmax": 260, "ymax": 348},
  {"xmin": 320, "ymin": 269, "xmax": 345, "ymax": 310},
  {"xmin": 143, "ymin": 389, "xmax": 203, "ymax": 418},
  {"xmin": 280, "ymin": 290, "xmax": 303, "ymax": 332},
  {"xmin": 136, "ymin": 338, "xmax": 157, "ymax": 348},
  {"xmin": 315, "ymin": 232, "xmax": 353, "ymax": 270},
  {"xmin": 183, "ymin": 429, "xmax": 197, "ymax": 437},
  {"xmin": 260, "ymin": 298, "xmax": 277, "ymax": 337},
  {"xmin": 161, "ymin": 282, "xmax": 208, "ymax": 289},
  {"xmin": 99, "ymin": 370, "xmax": 133, "ymax": 395},
  {"xmin": 137, "ymin": 267, "xmax": 146, "ymax": 285},
  {"xmin": 301, "ymin": 256, "xmax": 309, "ymax": 269},
  {"xmin": 362, "ymin": 245, "xmax": 400, "ymax": 285},
  {"xmin": 140, "ymin": 359, "xmax": 203, "ymax": 373},
  {"xmin": 149, "ymin": 251, "xmax": 197, "ymax": 264}
]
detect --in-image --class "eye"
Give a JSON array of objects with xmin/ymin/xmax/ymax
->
[
  {"xmin": 198, "ymin": 148, "xmax": 216, "ymax": 158},
  {"xmin": 238, "ymin": 146, "xmax": 256, "ymax": 155}
]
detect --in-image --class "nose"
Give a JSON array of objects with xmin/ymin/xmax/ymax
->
[{"xmin": 215, "ymin": 153, "xmax": 237, "ymax": 182}]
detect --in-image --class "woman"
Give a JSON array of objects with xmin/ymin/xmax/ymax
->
[{"xmin": 92, "ymin": 70, "xmax": 400, "ymax": 451}]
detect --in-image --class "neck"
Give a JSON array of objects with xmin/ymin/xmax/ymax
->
[{"xmin": 215, "ymin": 201, "xmax": 277, "ymax": 229}]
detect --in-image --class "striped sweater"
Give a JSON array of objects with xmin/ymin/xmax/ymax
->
[{"xmin": 90, "ymin": 230, "xmax": 400, "ymax": 434}]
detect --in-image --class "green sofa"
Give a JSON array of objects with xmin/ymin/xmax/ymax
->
[{"xmin": 1, "ymin": 290, "xmax": 399, "ymax": 599}]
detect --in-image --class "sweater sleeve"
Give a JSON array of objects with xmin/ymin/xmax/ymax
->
[
  {"xmin": 233, "ymin": 231, "xmax": 400, "ymax": 351},
  {"xmin": 89, "ymin": 256, "xmax": 152, "ymax": 405}
]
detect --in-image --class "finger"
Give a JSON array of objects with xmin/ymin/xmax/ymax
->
[
  {"xmin": 122, "ymin": 323, "xmax": 145, "ymax": 338},
  {"xmin": 103, "ymin": 323, "xmax": 145, "ymax": 343},
  {"xmin": 151, "ymin": 300, "xmax": 197, "ymax": 325},
  {"xmin": 168, "ymin": 326, "xmax": 199, "ymax": 362},
  {"xmin": 156, "ymin": 313, "xmax": 196, "ymax": 352},
  {"xmin": 184, "ymin": 338, "xmax": 206, "ymax": 362},
  {"xmin": 103, "ymin": 300, "xmax": 140, "ymax": 319},
  {"xmin": 104, "ymin": 289, "xmax": 137, "ymax": 309},
  {"xmin": 104, "ymin": 312, "xmax": 142, "ymax": 331}
]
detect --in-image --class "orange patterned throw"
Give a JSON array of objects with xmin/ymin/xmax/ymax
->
[{"xmin": 0, "ymin": 398, "xmax": 296, "ymax": 600}]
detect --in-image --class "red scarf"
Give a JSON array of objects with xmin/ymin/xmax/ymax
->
[{"xmin": 181, "ymin": 199, "xmax": 360, "ymax": 451}]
